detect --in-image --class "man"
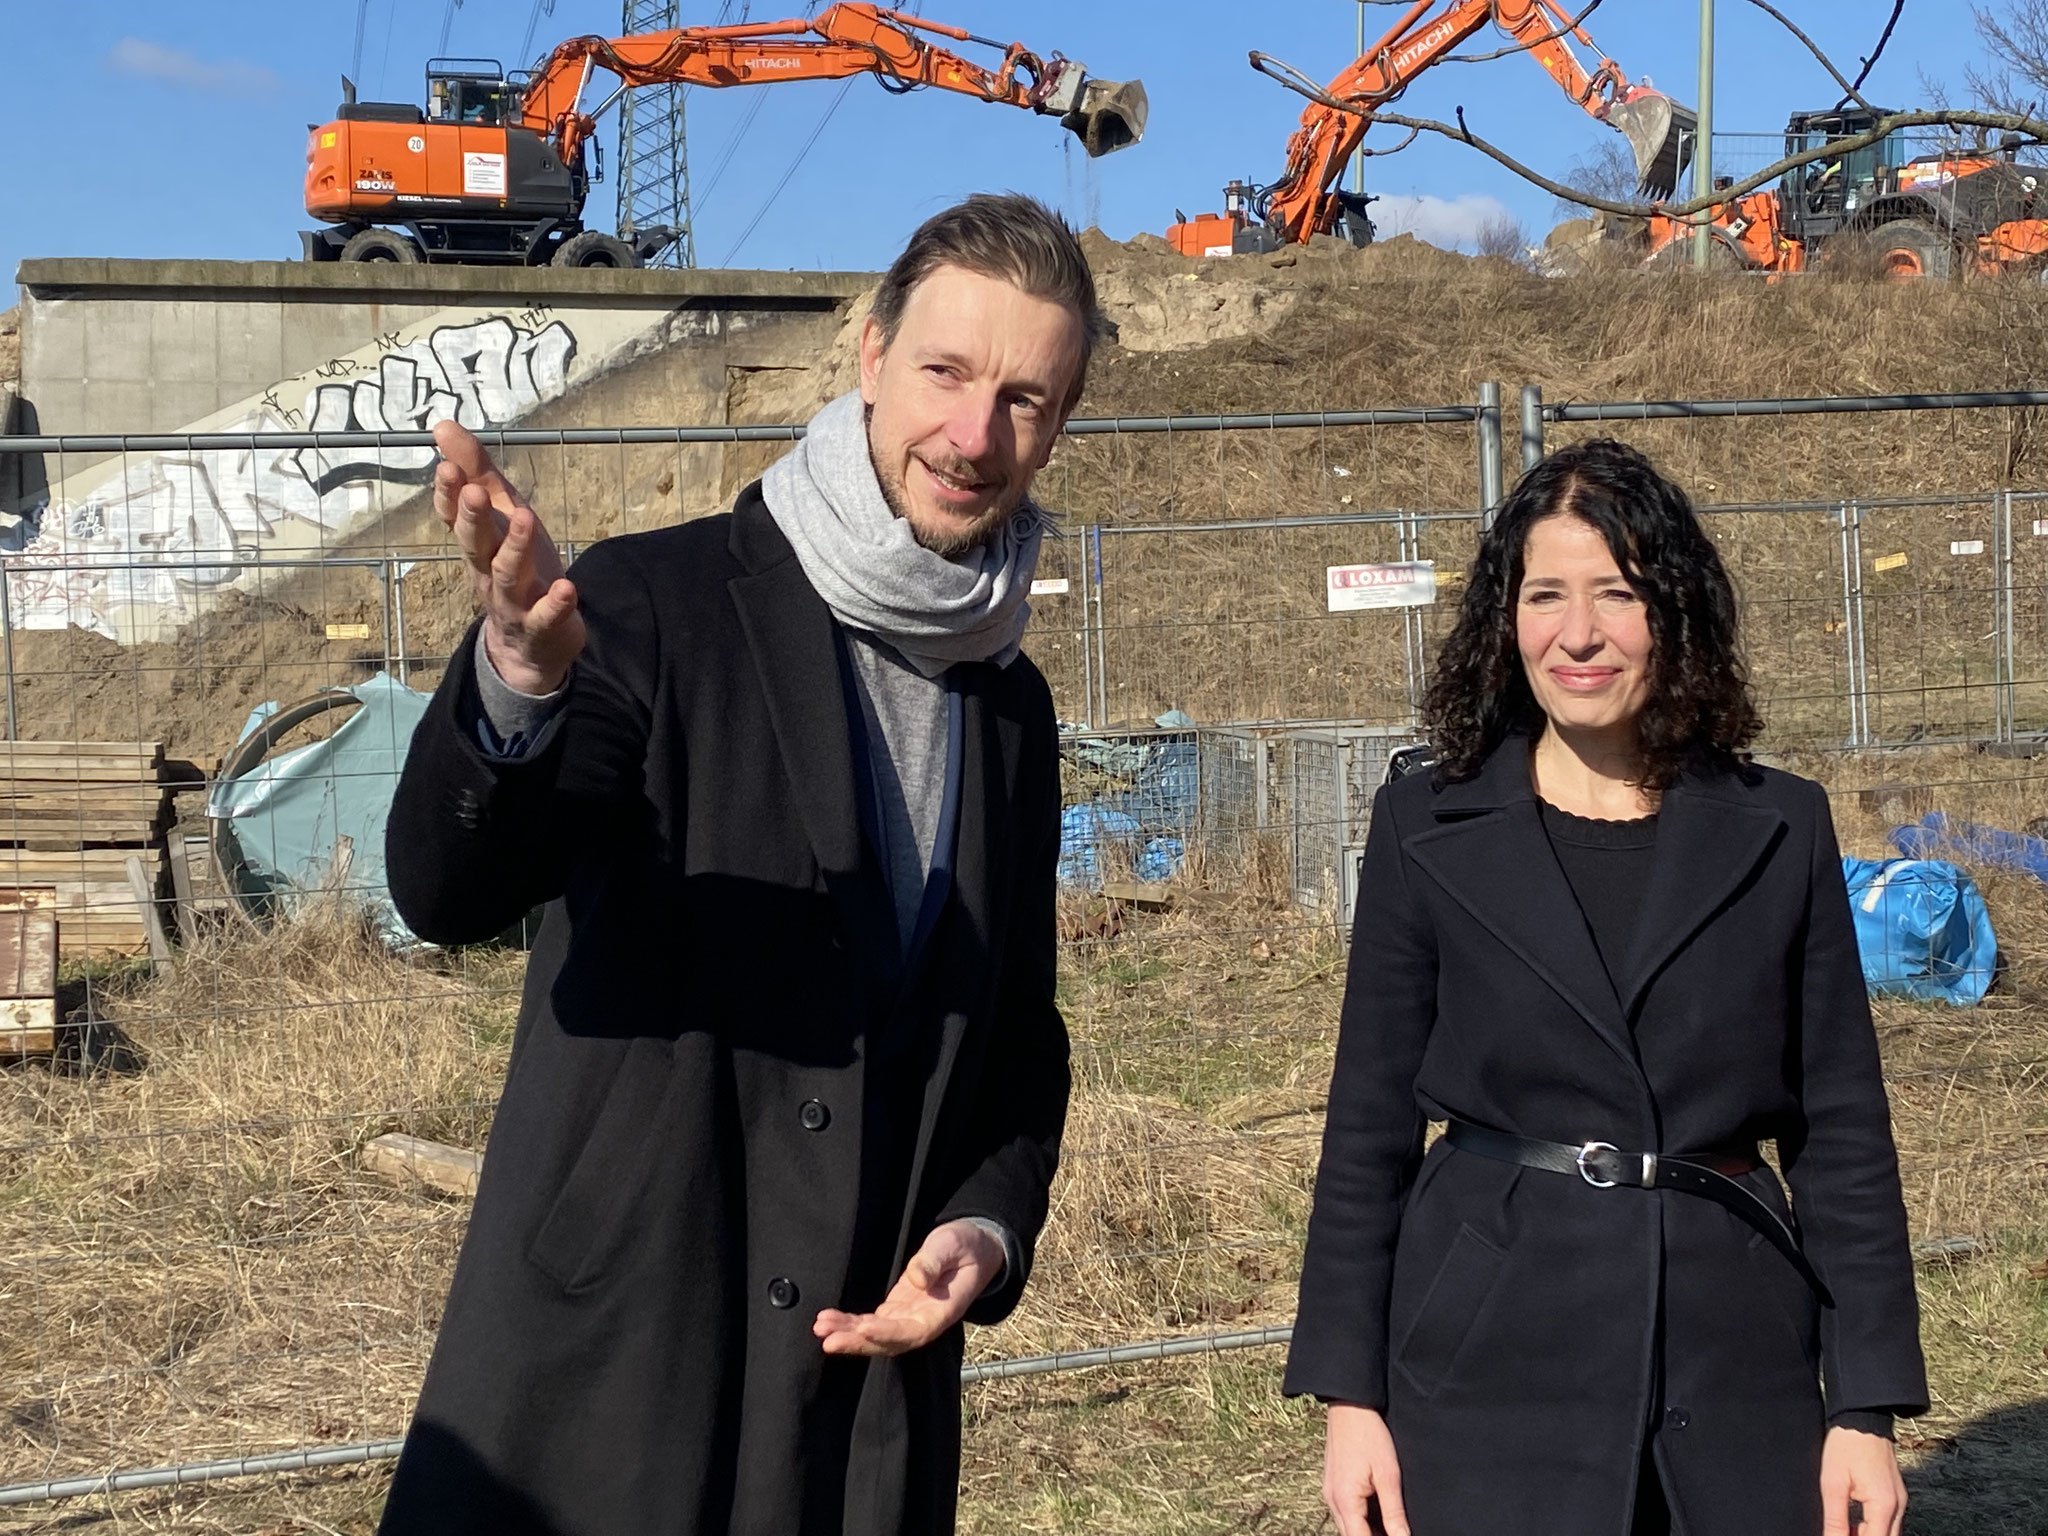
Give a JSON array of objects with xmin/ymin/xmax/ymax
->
[{"xmin": 380, "ymin": 194, "xmax": 1094, "ymax": 1536}]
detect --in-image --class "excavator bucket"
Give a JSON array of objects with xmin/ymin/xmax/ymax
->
[
  {"xmin": 1607, "ymin": 90, "xmax": 1697, "ymax": 202},
  {"xmin": 1062, "ymin": 76, "xmax": 1149, "ymax": 158}
]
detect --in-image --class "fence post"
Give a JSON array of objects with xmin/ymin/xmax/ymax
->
[
  {"xmin": 1996, "ymin": 490, "xmax": 2016, "ymax": 744},
  {"xmin": 392, "ymin": 560, "xmax": 410, "ymax": 681},
  {"xmin": 1837, "ymin": 502, "xmax": 1865, "ymax": 749},
  {"xmin": 1076, "ymin": 529, "xmax": 1095, "ymax": 732},
  {"xmin": 1476, "ymin": 382, "xmax": 1504, "ymax": 526},
  {"xmin": 1518, "ymin": 385, "xmax": 1545, "ymax": 474},
  {"xmin": 0, "ymin": 554, "xmax": 15, "ymax": 741},
  {"xmin": 1091, "ymin": 525, "xmax": 1108, "ymax": 728},
  {"xmin": 1399, "ymin": 511, "xmax": 1426, "ymax": 726}
]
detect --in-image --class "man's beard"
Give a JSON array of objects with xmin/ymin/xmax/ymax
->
[{"xmin": 870, "ymin": 434, "xmax": 1023, "ymax": 557}]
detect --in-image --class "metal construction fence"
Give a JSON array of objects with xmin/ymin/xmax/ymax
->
[{"xmin": 0, "ymin": 389, "xmax": 2043, "ymax": 1520}]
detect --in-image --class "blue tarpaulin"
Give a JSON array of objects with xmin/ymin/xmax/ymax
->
[
  {"xmin": 1058, "ymin": 711, "xmax": 1197, "ymax": 889},
  {"xmin": 207, "ymin": 674, "xmax": 430, "ymax": 943},
  {"xmin": 1842, "ymin": 855, "xmax": 1998, "ymax": 1006},
  {"xmin": 1891, "ymin": 811, "xmax": 2048, "ymax": 890}
]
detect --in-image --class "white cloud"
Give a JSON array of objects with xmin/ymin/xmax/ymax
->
[
  {"xmin": 105, "ymin": 38, "xmax": 279, "ymax": 97},
  {"xmin": 1368, "ymin": 193, "xmax": 1518, "ymax": 252}
]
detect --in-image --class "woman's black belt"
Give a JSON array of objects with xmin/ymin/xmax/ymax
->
[{"xmin": 1443, "ymin": 1120, "xmax": 1835, "ymax": 1308}]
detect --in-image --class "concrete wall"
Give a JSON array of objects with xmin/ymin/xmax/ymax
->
[
  {"xmin": 17, "ymin": 258, "xmax": 869, "ymax": 439},
  {"xmin": 6, "ymin": 259, "xmax": 872, "ymax": 641}
]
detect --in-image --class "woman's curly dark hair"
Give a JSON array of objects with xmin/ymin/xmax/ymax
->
[{"xmin": 1424, "ymin": 438, "xmax": 1762, "ymax": 789}]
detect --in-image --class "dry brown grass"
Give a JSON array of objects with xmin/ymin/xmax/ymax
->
[
  {"xmin": 0, "ymin": 902, "xmax": 522, "ymax": 1525},
  {"xmin": 1, "ymin": 748, "xmax": 2042, "ymax": 1532}
]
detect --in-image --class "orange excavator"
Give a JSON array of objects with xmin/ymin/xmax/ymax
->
[
  {"xmin": 303, "ymin": 3, "xmax": 1147, "ymax": 266},
  {"xmin": 1166, "ymin": 0, "xmax": 1691, "ymax": 256}
]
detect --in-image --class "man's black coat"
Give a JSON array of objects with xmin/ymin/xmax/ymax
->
[
  {"xmin": 378, "ymin": 486, "xmax": 1069, "ymax": 1536},
  {"xmin": 1283, "ymin": 739, "xmax": 1927, "ymax": 1536}
]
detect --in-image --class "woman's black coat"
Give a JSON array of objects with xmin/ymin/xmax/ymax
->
[
  {"xmin": 377, "ymin": 487, "xmax": 1069, "ymax": 1536},
  {"xmin": 1283, "ymin": 739, "xmax": 1926, "ymax": 1536}
]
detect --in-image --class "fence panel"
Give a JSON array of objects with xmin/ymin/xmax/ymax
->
[{"xmin": 0, "ymin": 394, "xmax": 2044, "ymax": 1524}]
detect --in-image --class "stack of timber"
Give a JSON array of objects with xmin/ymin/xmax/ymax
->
[
  {"xmin": 0, "ymin": 742, "xmax": 170, "ymax": 957},
  {"xmin": 0, "ymin": 887, "xmax": 57, "ymax": 1055}
]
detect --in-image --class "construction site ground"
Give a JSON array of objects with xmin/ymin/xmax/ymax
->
[{"xmin": 2, "ymin": 242, "xmax": 2047, "ymax": 1530}]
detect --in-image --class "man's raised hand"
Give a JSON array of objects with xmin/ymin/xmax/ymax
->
[{"xmin": 434, "ymin": 419, "xmax": 586, "ymax": 696}]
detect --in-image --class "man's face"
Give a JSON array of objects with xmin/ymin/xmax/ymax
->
[{"xmin": 860, "ymin": 264, "xmax": 1086, "ymax": 557}]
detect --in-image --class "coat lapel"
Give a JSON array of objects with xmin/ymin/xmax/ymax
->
[
  {"xmin": 1617, "ymin": 773, "xmax": 1786, "ymax": 1018},
  {"xmin": 1403, "ymin": 742, "xmax": 1638, "ymax": 1069},
  {"xmin": 724, "ymin": 495, "xmax": 898, "ymax": 975}
]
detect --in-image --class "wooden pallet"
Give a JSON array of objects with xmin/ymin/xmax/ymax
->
[
  {"xmin": 0, "ymin": 744, "xmax": 171, "ymax": 957},
  {"xmin": 0, "ymin": 888, "xmax": 58, "ymax": 1055}
]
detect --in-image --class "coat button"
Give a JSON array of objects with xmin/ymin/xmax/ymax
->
[
  {"xmin": 1663, "ymin": 1406, "xmax": 1691, "ymax": 1431},
  {"xmin": 798, "ymin": 1099, "xmax": 830, "ymax": 1132},
  {"xmin": 767, "ymin": 1277, "xmax": 799, "ymax": 1309}
]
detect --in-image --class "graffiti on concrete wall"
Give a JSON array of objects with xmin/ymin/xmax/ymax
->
[
  {"xmin": 298, "ymin": 314, "xmax": 577, "ymax": 494},
  {"xmin": 11, "ymin": 303, "xmax": 613, "ymax": 640}
]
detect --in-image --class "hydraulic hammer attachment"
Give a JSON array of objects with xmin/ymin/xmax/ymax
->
[
  {"xmin": 1607, "ymin": 88, "xmax": 1697, "ymax": 201},
  {"xmin": 1037, "ymin": 61, "xmax": 1148, "ymax": 157}
]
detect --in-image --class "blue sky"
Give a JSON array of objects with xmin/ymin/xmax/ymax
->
[{"xmin": 1, "ymin": 2, "xmax": 1988, "ymax": 281}]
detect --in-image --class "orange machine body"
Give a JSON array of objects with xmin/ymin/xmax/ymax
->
[
  {"xmin": 302, "ymin": 5, "xmax": 1145, "ymax": 265},
  {"xmin": 1637, "ymin": 120, "xmax": 2048, "ymax": 279},
  {"xmin": 1168, "ymin": 0, "xmax": 1683, "ymax": 256},
  {"xmin": 305, "ymin": 121, "xmax": 578, "ymax": 225}
]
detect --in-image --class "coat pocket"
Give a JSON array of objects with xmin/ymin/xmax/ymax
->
[
  {"xmin": 1393, "ymin": 1223, "xmax": 1508, "ymax": 1400},
  {"xmin": 526, "ymin": 1036, "xmax": 679, "ymax": 1293}
]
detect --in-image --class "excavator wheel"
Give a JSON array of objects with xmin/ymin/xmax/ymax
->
[
  {"xmin": 1870, "ymin": 219, "xmax": 1955, "ymax": 281},
  {"xmin": 339, "ymin": 227, "xmax": 423, "ymax": 264},
  {"xmin": 553, "ymin": 231, "xmax": 640, "ymax": 269}
]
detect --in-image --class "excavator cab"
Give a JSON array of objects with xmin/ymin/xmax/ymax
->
[
  {"xmin": 1779, "ymin": 108, "xmax": 1909, "ymax": 243},
  {"xmin": 425, "ymin": 60, "xmax": 519, "ymax": 127}
]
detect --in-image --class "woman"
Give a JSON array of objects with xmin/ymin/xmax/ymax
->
[{"xmin": 1284, "ymin": 440, "xmax": 1926, "ymax": 1536}]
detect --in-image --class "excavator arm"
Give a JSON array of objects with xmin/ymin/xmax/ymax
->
[
  {"xmin": 523, "ymin": 3, "xmax": 1146, "ymax": 170},
  {"xmin": 1254, "ymin": 0, "xmax": 1691, "ymax": 246}
]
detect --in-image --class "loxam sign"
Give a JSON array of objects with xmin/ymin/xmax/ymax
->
[{"xmin": 1326, "ymin": 561, "xmax": 1437, "ymax": 612}]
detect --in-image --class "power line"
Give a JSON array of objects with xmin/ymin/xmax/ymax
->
[
  {"xmin": 718, "ymin": 77, "xmax": 855, "ymax": 265},
  {"xmin": 694, "ymin": 89, "xmax": 770, "ymax": 213},
  {"xmin": 520, "ymin": 0, "xmax": 558, "ymax": 69}
]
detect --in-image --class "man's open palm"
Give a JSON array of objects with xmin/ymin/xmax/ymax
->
[
  {"xmin": 433, "ymin": 419, "xmax": 585, "ymax": 695},
  {"xmin": 812, "ymin": 1220, "xmax": 1005, "ymax": 1358}
]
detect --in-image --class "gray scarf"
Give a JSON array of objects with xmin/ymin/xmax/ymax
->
[{"xmin": 761, "ymin": 390, "xmax": 1044, "ymax": 678}]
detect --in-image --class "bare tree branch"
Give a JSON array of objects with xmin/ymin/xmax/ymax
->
[
  {"xmin": 1375, "ymin": 104, "xmax": 2044, "ymax": 218},
  {"xmin": 1738, "ymin": 0, "xmax": 1875, "ymax": 114},
  {"xmin": 1252, "ymin": 44, "xmax": 2048, "ymax": 221},
  {"xmin": 1847, "ymin": 0, "xmax": 1907, "ymax": 103}
]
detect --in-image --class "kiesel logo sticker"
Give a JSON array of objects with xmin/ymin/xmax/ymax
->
[{"xmin": 463, "ymin": 151, "xmax": 508, "ymax": 196}]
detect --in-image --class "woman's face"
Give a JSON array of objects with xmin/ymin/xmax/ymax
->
[{"xmin": 1515, "ymin": 513, "xmax": 1653, "ymax": 739}]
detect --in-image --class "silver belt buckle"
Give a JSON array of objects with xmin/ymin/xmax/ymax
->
[{"xmin": 1576, "ymin": 1141, "xmax": 1620, "ymax": 1188}]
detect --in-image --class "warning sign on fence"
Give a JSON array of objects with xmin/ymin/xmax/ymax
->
[{"xmin": 1327, "ymin": 561, "xmax": 1437, "ymax": 612}]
